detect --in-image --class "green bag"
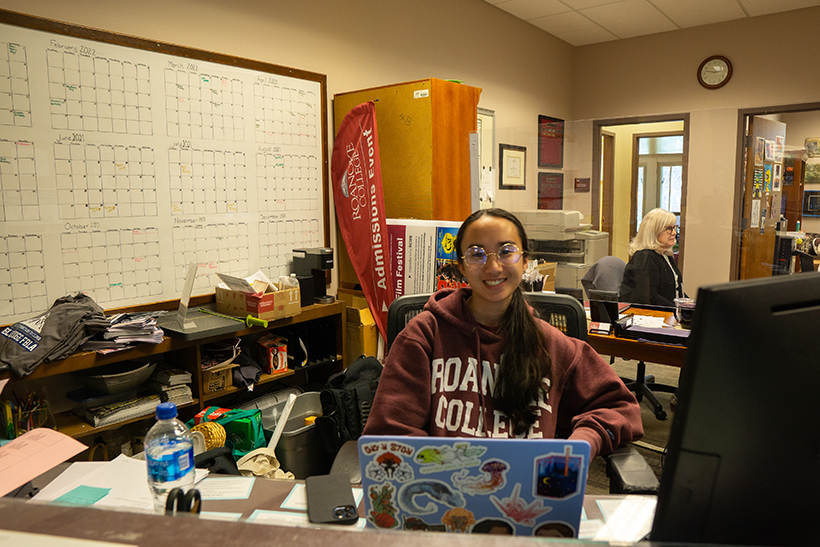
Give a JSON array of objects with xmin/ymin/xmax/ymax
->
[{"xmin": 189, "ymin": 406, "xmax": 268, "ymax": 459}]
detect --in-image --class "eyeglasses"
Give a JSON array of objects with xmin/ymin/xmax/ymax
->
[
  {"xmin": 461, "ymin": 244, "xmax": 524, "ymax": 268},
  {"xmin": 663, "ymin": 225, "xmax": 680, "ymax": 235}
]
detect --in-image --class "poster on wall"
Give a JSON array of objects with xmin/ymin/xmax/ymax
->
[
  {"xmin": 751, "ymin": 199, "xmax": 761, "ymax": 228},
  {"xmin": 773, "ymin": 163, "xmax": 782, "ymax": 192},
  {"xmin": 538, "ymin": 115, "xmax": 564, "ymax": 168},
  {"xmin": 538, "ymin": 172, "xmax": 564, "ymax": 210}
]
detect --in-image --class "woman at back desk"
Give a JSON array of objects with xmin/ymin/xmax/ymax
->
[{"xmin": 619, "ymin": 208, "xmax": 685, "ymax": 307}]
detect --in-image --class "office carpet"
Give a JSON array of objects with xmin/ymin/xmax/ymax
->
[{"xmin": 585, "ymin": 358, "xmax": 679, "ymax": 495}]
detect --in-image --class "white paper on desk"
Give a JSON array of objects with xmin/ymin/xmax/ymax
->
[
  {"xmin": 630, "ymin": 315, "xmax": 667, "ymax": 328},
  {"xmin": 594, "ymin": 495, "xmax": 656, "ymax": 543},
  {"xmin": 30, "ymin": 455, "xmax": 208, "ymax": 513},
  {"xmin": 197, "ymin": 476, "xmax": 255, "ymax": 500},
  {"xmin": 0, "ymin": 428, "xmax": 87, "ymax": 497}
]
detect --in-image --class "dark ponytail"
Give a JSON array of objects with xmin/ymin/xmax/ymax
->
[{"xmin": 455, "ymin": 209, "xmax": 552, "ymax": 436}]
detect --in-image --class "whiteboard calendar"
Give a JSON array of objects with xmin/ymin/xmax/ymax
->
[{"xmin": 0, "ymin": 12, "xmax": 328, "ymax": 324}]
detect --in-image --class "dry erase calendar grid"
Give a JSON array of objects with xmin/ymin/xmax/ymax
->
[
  {"xmin": 172, "ymin": 221, "xmax": 250, "ymax": 292},
  {"xmin": 253, "ymin": 81, "xmax": 317, "ymax": 146},
  {"xmin": 54, "ymin": 141, "xmax": 157, "ymax": 219},
  {"xmin": 61, "ymin": 227, "xmax": 162, "ymax": 303},
  {"xmin": 165, "ymin": 68, "xmax": 244, "ymax": 141},
  {"xmin": 258, "ymin": 218, "xmax": 321, "ymax": 278},
  {"xmin": 256, "ymin": 152, "xmax": 320, "ymax": 213},
  {"xmin": 47, "ymin": 49, "xmax": 152, "ymax": 135},
  {"xmin": 0, "ymin": 18, "xmax": 326, "ymax": 325},
  {"xmin": 0, "ymin": 138, "xmax": 39, "ymax": 221},
  {"xmin": 0, "ymin": 234, "xmax": 47, "ymax": 317},
  {"xmin": 0, "ymin": 41, "xmax": 31, "ymax": 127},
  {"xmin": 168, "ymin": 146, "xmax": 248, "ymax": 215}
]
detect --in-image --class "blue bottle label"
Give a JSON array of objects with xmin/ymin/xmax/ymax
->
[{"xmin": 147, "ymin": 444, "xmax": 194, "ymax": 482}]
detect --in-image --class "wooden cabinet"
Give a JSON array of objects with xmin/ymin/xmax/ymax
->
[
  {"xmin": 333, "ymin": 78, "xmax": 482, "ymax": 288},
  {"xmin": 0, "ymin": 298, "xmax": 346, "ymax": 443}
]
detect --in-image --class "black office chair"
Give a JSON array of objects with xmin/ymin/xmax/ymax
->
[
  {"xmin": 584, "ymin": 256, "xmax": 675, "ymax": 421},
  {"xmin": 343, "ymin": 291, "xmax": 658, "ymax": 495}
]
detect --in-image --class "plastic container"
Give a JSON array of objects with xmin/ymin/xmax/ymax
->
[
  {"xmin": 261, "ymin": 392, "xmax": 327, "ymax": 479},
  {"xmin": 145, "ymin": 402, "xmax": 195, "ymax": 513}
]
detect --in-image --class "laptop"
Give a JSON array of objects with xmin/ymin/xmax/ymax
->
[{"xmin": 357, "ymin": 435, "xmax": 590, "ymax": 537}]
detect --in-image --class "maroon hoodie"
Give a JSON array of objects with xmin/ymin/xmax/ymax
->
[{"xmin": 363, "ymin": 288, "xmax": 644, "ymax": 458}]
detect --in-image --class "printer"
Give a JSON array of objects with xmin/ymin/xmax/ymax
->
[{"xmin": 512, "ymin": 210, "xmax": 609, "ymax": 290}]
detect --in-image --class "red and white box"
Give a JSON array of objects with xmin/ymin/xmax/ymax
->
[{"xmin": 257, "ymin": 333, "xmax": 288, "ymax": 375}]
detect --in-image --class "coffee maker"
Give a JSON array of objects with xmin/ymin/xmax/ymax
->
[{"xmin": 293, "ymin": 247, "xmax": 334, "ymax": 306}]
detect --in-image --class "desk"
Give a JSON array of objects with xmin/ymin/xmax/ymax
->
[
  {"xmin": 587, "ymin": 333, "xmax": 686, "ymax": 368},
  {"xmin": 0, "ymin": 481, "xmax": 656, "ymax": 547},
  {"xmin": 587, "ymin": 307, "xmax": 686, "ymax": 368}
]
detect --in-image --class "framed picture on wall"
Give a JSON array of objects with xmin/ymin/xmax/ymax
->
[
  {"xmin": 499, "ymin": 144, "xmax": 527, "ymax": 190},
  {"xmin": 538, "ymin": 115, "xmax": 564, "ymax": 168},
  {"xmin": 538, "ymin": 172, "xmax": 563, "ymax": 209}
]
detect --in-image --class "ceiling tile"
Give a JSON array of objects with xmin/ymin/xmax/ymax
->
[
  {"xmin": 530, "ymin": 10, "xmax": 600, "ymax": 34},
  {"xmin": 494, "ymin": 0, "xmax": 570, "ymax": 20},
  {"xmin": 739, "ymin": 0, "xmax": 820, "ymax": 17},
  {"xmin": 548, "ymin": 25, "xmax": 620, "ymax": 46},
  {"xmin": 652, "ymin": 0, "xmax": 746, "ymax": 28},
  {"xmin": 580, "ymin": 0, "xmax": 677, "ymax": 38},
  {"xmin": 559, "ymin": 0, "xmax": 623, "ymax": 9}
]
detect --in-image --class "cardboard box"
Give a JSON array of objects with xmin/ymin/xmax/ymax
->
[
  {"xmin": 257, "ymin": 333, "xmax": 288, "ymax": 375},
  {"xmin": 537, "ymin": 262, "xmax": 557, "ymax": 292},
  {"xmin": 215, "ymin": 285, "xmax": 300, "ymax": 322},
  {"xmin": 338, "ymin": 290, "xmax": 378, "ymax": 363},
  {"xmin": 203, "ymin": 361, "xmax": 238, "ymax": 393}
]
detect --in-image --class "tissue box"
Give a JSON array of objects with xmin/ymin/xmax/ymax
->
[
  {"xmin": 215, "ymin": 285, "xmax": 301, "ymax": 321},
  {"xmin": 257, "ymin": 333, "xmax": 288, "ymax": 375}
]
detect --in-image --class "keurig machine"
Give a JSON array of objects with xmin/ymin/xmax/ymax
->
[{"xmin": 293, "ymin": 247, "xmax": 335, "ymax": 306}]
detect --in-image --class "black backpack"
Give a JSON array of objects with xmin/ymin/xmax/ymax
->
[{"xmin": 317, "ymin": 355, "xmax": 382, "ymax": 454}]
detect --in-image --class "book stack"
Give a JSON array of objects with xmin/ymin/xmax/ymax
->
[
  {"xmin": 147, "ymin": 366, "xmax": 193, "ymax": 406},
  {"xmin": 85, "ymin": 394, "xmax": 161, "ymax": 427}
]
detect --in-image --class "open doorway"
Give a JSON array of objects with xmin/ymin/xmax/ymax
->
[
  {"xmin": 592, "ymin": 115, "xmax": 689, "ymax": 267},
  {"xmin": 732, "ymin": 102, "xmax": 820, "ymax": 280}
]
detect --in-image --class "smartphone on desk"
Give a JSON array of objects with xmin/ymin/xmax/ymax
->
[{"xmin": 305, "ymin": 474, "xmax": 358, "ymax": 525}]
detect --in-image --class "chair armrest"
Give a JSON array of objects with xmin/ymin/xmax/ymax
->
[
  {"xmin": 329, "ymin": 440, "xmax": 361, "ymax": 485},
  {"xmin": 604, "ymin": 444, "xmax": 659, "ymax": 495}
]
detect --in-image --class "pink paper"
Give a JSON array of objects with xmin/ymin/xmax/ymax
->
[{"xmin": 0, "ymin": 428, "xmax": 86, "ymax": 497}]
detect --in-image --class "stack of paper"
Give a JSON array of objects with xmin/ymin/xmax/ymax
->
[
  {"xmin": 146, "ymin": 365, "xmax": 193, "ymax": 406},
  {"xmin": 81, "ymin": 311, "xmax": 166, "ymax": 353}
]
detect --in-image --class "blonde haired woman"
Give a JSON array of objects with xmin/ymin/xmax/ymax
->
[{"xmin": 618, "ymin": 208, "xmax": 685, "ymax": 306}]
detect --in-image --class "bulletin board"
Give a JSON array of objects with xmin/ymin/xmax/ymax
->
[{"xmin": 0, "ymin": 10, "xmax": 329, "ymax": 325}]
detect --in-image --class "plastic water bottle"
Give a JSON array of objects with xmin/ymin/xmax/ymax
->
[{"xmin": 145, "ymin": 402, "xmax": 195, "ymax": 513}]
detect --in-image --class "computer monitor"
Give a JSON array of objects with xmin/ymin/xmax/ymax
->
[
  {"xmin": 587, "ymin": 289, "xmax": 619, "ymax": 323},
  {"xmin": 651, "ymin": 272, "xmax": 820, "ymax": 546}
]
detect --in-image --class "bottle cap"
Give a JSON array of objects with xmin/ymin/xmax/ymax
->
[
  {"xmin": 156, "ymin": 402, "xmax": 177, "ymax": 420},
  {"xmin": 304, "ymin": 415, "xmax": 317, "ymax": 426}
]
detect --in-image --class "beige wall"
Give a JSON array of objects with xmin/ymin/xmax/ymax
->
[{"xmin": 573, "ymin": 6, "xmax": 820, "ymax": 294}]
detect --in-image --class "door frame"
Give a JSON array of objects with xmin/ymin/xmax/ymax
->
[
  {"xmin": 732, "ymin": 101, "xmax": 820, "ymax": 280},
  {"xmin": 592, "ymin": 113, "xmax": 689, "ymax": 268}
]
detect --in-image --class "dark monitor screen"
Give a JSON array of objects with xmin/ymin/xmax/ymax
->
[{"xmin": 651, "ymin": 272, "xmax": 820, "ymax": 546}]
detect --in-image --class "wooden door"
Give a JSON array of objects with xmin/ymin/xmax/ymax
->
[
  {"xmin": 739, "ymin": 116, "xmax": 787, "ymax": 279},
  {"xmin": 601, "ymin": 133, "xmax": 615, "ymax": 254}
]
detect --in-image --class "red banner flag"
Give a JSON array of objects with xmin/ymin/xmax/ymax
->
[{"xmin": 331, "ymin": 101, "xmax": 393, "ymax": 340}]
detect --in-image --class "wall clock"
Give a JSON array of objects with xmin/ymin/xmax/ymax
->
[{"xmin": 698, "ymin": 55, "xmax": 732, "ymax": 89}]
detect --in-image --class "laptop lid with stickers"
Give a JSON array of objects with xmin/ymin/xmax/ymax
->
[{"xmin": 357, "ymin": 436, "xmax": 590, "ymax": 537}]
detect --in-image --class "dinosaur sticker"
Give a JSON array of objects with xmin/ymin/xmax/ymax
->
[{"xmin": 415, "ymin": 442, "xmax": 487, "ymax": 474}]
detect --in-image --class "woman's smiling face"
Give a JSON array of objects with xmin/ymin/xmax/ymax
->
[{"xmin": 457, "ymin": 215, "xmax": 528, "ymax": 314}]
